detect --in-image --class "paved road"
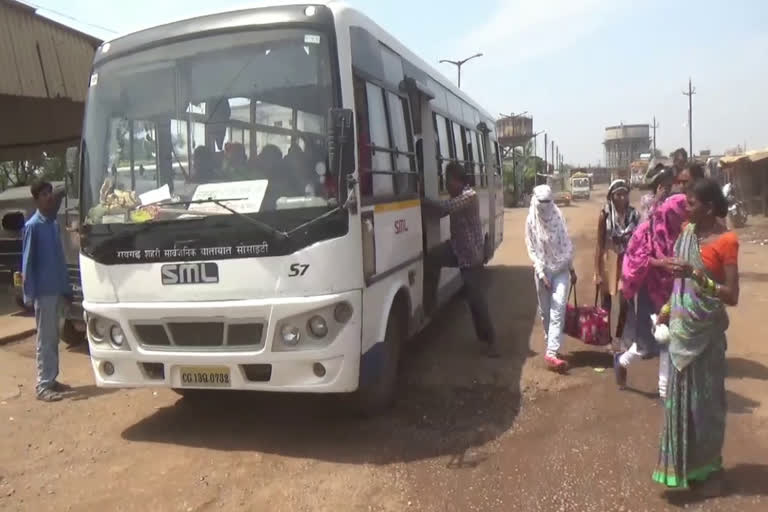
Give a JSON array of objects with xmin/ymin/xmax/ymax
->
[{"xmin": 1, "ymin": 186, "xmax": 767, "ymax": 511}]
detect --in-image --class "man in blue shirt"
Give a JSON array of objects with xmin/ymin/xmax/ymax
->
[{"xmin": 22, "ymin": 181, "xmax": 72, "ymax": 402}]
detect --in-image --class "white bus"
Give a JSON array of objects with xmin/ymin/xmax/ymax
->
[{"xmin": 79, "ymin": 1, "xmax": 504, "ymax": 414}]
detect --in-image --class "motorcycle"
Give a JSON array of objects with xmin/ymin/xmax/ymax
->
[{"xmin": 722, "ymin": 183, "xmax": 748, "ymax": 228}]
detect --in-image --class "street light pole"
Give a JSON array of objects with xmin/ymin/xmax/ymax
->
[{"xmin": 439, "ymin": 53, "xmax": 483, "ymax": 89}]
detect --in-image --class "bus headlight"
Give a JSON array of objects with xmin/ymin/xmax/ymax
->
[
  {"xmin": 280, "ymin": 325, "xmax": 301, "ymax": 346},
  {"xmin": 333, "ymin": 302, "xmax": 353, "ymax": 324},
  {"xmin": 308, "ymin": 315, "xmax": 328, "ymax": 338},
  {"xmin": 304, "ymin": 6, "xmax": 317, "ymax": 16},
  {"xmin": 109, "ymin": 325, "xmax": 126, "ymax": 347},
  {"xmin": 89, "ymin": 316, "xmax": 109, "ymax": 342}
]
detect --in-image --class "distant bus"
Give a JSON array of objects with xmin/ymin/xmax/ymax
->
[{"xmin": 78, "ymin": 2, "xmax": 504, "ymax": 414}]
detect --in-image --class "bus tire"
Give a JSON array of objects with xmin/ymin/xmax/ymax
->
[
  {"xmin": 353, "ymin": 302, "xmax": 405, "ymax": 416},
  {"xmin": 61, "ymin": 319, "xmax": 86, "ymax": 347}
]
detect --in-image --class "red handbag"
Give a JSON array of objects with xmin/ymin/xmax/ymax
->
[{"xmin": 565, "ymin": 286, "xmax": 611, "ymax": 346}]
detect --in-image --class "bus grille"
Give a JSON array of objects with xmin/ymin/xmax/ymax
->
[{"xmin": 132, "ymin": 322, "xmax": 264, "ymax": 350}]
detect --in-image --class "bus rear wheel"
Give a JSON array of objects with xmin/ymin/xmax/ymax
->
[{"xmin": 352, "ymin": 304, "xmax": 405, "ymax": 416}]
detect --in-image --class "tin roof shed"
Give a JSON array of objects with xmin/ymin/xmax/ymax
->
[{"xmin": 0, "ymin": 0, "xmax": 100, "ymax": 161}]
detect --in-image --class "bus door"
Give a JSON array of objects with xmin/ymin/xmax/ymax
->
[{"xmin": 403, "ymin": 79, "xmax": 440, "ymax": 318}]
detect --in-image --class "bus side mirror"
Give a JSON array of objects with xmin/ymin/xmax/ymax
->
[{"xmin": 327, "ymin": 108, "xmax": 355, "ymax": 183}]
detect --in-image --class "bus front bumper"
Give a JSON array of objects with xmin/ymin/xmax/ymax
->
[{"xmin": 84, "ymin": 291, "xmax": 362, "ymax": 394}]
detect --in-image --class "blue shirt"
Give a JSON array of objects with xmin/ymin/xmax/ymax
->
[{"xmin": 22, "ymin": 210, "xmax": 71, "ymax": 303}]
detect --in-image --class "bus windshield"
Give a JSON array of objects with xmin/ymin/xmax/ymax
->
[{"xmin": 82, "ymin": 28, "xmax": 336, "ymax": 226}]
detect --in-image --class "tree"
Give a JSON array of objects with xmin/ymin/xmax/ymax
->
[
  {"xmin": 0, "ymin": 153, "xmax": 68, "ymax": 190},
  {"xmin": 502, "ymin": 141, "xmax": 543, "ymax": 206}
]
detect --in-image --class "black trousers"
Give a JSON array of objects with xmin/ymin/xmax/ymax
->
[{"xmin": 423, "ymin": 242, "xmax": 496, "ymax": 344}]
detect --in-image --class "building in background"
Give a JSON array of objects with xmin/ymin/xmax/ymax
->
[{"xmin": 603, "ymin": 124, "xmax": 650, "ymax": 174}]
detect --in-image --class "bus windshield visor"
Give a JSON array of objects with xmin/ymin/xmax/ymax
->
[{"xmin": 82, "ymin": 28, "xmax": 336, "ymax": 225}]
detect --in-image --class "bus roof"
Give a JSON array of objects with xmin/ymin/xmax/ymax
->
[{"xmin": 95, "ymin": 1, "xmax": 495, "ymax": 130}]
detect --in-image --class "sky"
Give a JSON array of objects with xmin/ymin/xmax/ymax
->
[{"xmin": 27, "ymin": 0, "xmax": 768, "ymax": 166}]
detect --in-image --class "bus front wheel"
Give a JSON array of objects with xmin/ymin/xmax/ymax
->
[{"xmin": 352, "ymin": 303, "xmax": 405, "ymax": 416}]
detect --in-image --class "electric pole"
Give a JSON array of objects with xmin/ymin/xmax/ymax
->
[
  {"xmin": 543, "ymin": 133, "xmax": 548, "ymax": 182},
  {"xmin": 651, "ymin": 116, "xmax": 659, "ymax": 156},
  {"xmin": 551, "ymin": 140, "xmax": 554, "ymax": 173},
  {"xmin": 683, "ymin": 78, "xmax": 696, "ymax": 158}
]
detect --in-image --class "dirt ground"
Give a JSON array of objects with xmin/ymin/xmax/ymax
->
[{"xmin": 1, "ymin": 186, "xmax": 767, "ymax": 512}]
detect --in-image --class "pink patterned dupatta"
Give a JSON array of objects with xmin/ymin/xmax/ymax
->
[{"xmin": 621, "ymin": 194, "xmax": 688, "ymax": 310}]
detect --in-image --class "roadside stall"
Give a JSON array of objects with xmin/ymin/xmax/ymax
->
[{"xmin": 720, "ymin": 148, "xmax": 768, "ymax": 216}]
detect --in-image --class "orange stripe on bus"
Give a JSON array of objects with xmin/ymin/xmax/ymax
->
[{"xmin": 374, "ymin": 199, "xmax": 421, "ymax": 213}]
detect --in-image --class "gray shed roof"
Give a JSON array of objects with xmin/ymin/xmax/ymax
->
[{"xmin": 0, "ymin": 0, "xmax": 100, "ymax": 161}]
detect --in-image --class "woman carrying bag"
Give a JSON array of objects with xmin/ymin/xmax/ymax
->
[
  {"xmin": 594, "ymin": 179, "xmax": 639, "ymax": 343},
  {"xmin": 525, "ymin": 185, "xmax": 577, "ymax": 372}
]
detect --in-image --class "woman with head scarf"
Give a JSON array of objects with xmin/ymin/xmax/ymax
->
[
  {"xmin": 525, "ymin": 185, "xmax": 577, "ymax": 372},
  {"xmin": 616, "ymin": 194, "xmax": 689, "ymax": 397},
  {"xmin": 594, "ymin": 179, "xmax": 639, "ymax": 339}
]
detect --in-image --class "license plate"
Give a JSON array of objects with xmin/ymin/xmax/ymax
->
[
  {"xmin": 13, "ymin": 272, "xmax": 22, "ymax": 288},
  {"xmin": 179, "ymin": 366, "xmax": 231, "ymax": 388}
]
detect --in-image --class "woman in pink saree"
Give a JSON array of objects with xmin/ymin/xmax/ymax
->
[{"xmin": 614, "ymin": 194, "xmax": 689, "ymax": 396}]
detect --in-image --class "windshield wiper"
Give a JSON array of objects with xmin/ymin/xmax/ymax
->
[
  {"xmin": 285, "ymin": 205, "xmax": 343, "ymax": 237},
  {"xmin": 161, "ymin": 197, "xmax": 289, "ymax": 240}
]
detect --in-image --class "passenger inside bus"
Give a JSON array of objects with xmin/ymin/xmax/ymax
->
[
  {"xmin": 192, "ymin": 146, "xmax": 217, "ymax": 183},
  {"xmin": 223, "ymin": 142, "xmax": 248, "ymax": 178}
]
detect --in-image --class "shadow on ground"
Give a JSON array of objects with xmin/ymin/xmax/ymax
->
[
  {"xmin": 664, "ymin": 464, "xmax": 768, "ymax": 508},
  {"xmin": 727, "ymin": 390, "xmax": 761, "ymax": 414},
  {"xmin": 122, "ymin": 264, "xmax": 538, "ymax": 465},
  {"xmin": 728, "ymin": 357, "xmax": 768, "ymax": 380},
  {"xmin": 69, "ymin": 384, "xmax": 120, "ymax": 401}
]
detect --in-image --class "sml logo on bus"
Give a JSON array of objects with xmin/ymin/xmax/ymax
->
[{"xmin": 394, "ymin": 219, "xmax": 408, "ymax": 234}]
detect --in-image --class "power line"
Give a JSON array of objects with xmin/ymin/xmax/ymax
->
[{"xmin": 19, "ymin": 0, "xmax": 119, "ymax": 35}]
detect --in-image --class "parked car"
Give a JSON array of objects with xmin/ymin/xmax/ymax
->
[{"xmin": 0, "ymin": 182, "xmax": 85, "ymax": 346}]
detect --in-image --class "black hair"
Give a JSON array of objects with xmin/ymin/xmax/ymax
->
[
  {"xmin": 674, "ymin": 147, "xmax": 688, "ymax": 161},
  {"xmin": 445, "ymin": 161, "xmax": 467, "ymax": 183},
  {"xmin": 653, "ymin": 163, "xmax": 664, "ymax": 172},
  {"xmin": 685, "ymin": 162, "xmax": 705, "ymax": 181},
  {"xmin": 691, "ymin": 177, "xmax": 728, "ymax": 218},
  {"xmin": 30, "ymin": 180, "xmax": 52, "ymax": 200},
  {"xmin": 651, "ymin": 167, "xmax": 672, "ymax": 188}
]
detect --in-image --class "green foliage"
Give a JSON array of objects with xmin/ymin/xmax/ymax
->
[{"xmin": 0, "ymin": 153, "xmax": 68, "ymax": 190}]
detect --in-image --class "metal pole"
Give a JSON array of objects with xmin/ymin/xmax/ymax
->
[
  {"xmin": 651, "ymin": 116, "xmax": 659, "ymax": 156},
  {"xmin": 457, "ymin": 64, "xmax": 461, "ymax": 89},
  {"xmin": 551, "ymin": 140, "xmax": 554, "ymax": 173},
  {"xmin": 683, "ymin": 78, "xmax": 696, "ymax": 158},
  {"xmin": 543, "ymin": 133, "xmax": 548, "ymax": 184}
]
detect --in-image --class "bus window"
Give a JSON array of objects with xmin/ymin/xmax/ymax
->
[
  {"xmin": 385, "ymin": 92, "xmax": 416, "ymax": 195},
  {"xmin": 434, "ymin": 114, "xmax": 451, "ymax": 192},
  {"xmin": 469, "ymin": 131, "xmax": 482, "ymax": 188},
  {"xmin": 354, "ymin": 76, "xmax": 373, "ymax": 196},
  {"xmin": 475, "ymin": 131, "xmax": 486, "ymax": 187},
  {"xmin": 365, "ymin": 82, "xmax": 394, "ymax": 197},
  {"xmin": 452, "ymin": 122, "xmax": 465, "ymax": 163}
]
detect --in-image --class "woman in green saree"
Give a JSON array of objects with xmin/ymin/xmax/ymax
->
[{"xmin": 652, "ymin": 178, "xmax": 740, "ymax": 496}]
